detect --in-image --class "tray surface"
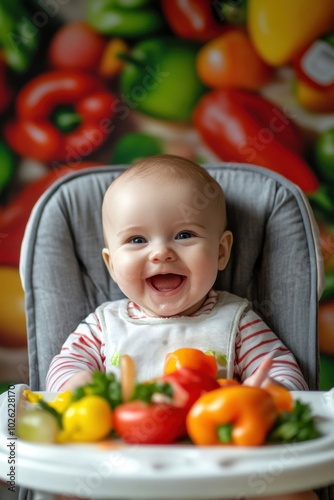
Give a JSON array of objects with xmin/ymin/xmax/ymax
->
[{"xmin": 0, "ymin": 385, "xmax": 334, "ymax": 498}]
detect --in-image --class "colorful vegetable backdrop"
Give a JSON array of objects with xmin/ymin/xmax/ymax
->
[{"xmin": 0, "ymin": 0, "xmax": 333, "ymax": 390}]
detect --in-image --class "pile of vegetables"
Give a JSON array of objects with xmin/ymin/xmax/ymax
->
[{"xmin": 16, "ymin": 349, "xmax": 320, "ymax": 447}]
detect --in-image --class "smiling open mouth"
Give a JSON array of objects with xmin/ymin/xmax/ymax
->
[{"xmin": 148, "ymin": 274, "xmax": 185, "ymax": 292}]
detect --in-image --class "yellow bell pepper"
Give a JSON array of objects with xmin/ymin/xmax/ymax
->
[
  {"xmin": 248, "ymin": 0, "xmax": 334, "ymax": 66},
  {"xmin": 58, "ymin": 395, "xmax": 113, "ymax": 443},
  {"xmin": 47, "ymin": 390, "xmax": 73, "ymax": 413},
  {"xmin": 22, "ymin": 389, "xmax": 43, "ymax": 404}
]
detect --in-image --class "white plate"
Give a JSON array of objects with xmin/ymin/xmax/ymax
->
[{"xmin": 0, "ymin": 385, "xmax": 334, "ymax": 498}]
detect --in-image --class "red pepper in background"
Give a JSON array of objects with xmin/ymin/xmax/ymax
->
[
  {"xmin": 4, "ymin": 70, "xmax": 116, "ymax": 163},
  {"xmin": 161, "ymin": 0, "xmax": 227, "ymax": 41},
  {"xmin": 0, "ymin": 162, "xmax": 101, "ymax": 267},
  {"xmin": 193, "ymin": 88, "xmax": 319, "ymax": 194}
]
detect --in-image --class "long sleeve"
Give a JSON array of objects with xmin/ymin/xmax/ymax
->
[
  {"xmin": 46, "ymin": 312, "xmax": 105, "ymax": 391},
  {"xmin": 233, "ymin": 309, "xmax": 308, "ymax": 390}
]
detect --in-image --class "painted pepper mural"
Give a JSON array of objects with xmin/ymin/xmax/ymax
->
[{"xmin": 0, "ymin": 0, "xmax": 334, "ymax": 390}]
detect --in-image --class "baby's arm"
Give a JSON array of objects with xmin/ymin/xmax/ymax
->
[
  {"xmin": 234, "ymin": 309, "xmax": 307, "ymax": 390},
  {"xmin": 46, "ymin": 312, "xmax": 104, "ymax": 391},
  {"xmin": 60, "ymin": 370, "xmax": 93, "ymax": 390}
]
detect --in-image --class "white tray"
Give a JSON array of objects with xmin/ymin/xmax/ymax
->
[{"xmin": 0, "ymin": 385, "xmax": 334, "ymax": 498}]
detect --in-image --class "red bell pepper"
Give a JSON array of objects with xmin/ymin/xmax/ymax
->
[
  {"xmin": 193, "ymin": 88, "xmax": 319, "ymax": 194},
  {"xmin": 161, "ymin": 0, "xmax": 227, "ymax": 41},
  {"xmin": 4, "ymin": 70, "xmax": 116, "ymax": 163},
  {"xmin": 0, "ymin": 162, "xmax": 101, "ymax": 266},
  {"xmin": 159, "ymin": 367, "xmax": 220, "ymax": 413}
]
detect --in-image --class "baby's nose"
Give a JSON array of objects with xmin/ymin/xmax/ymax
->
[{"xmin": 149, "ymin": 244, "xmax": 176, "ymax": 262}]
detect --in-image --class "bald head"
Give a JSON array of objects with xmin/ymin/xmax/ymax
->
[{"xmin": 102, "ymin": 154, "xmax": 228, "ymax": 244}]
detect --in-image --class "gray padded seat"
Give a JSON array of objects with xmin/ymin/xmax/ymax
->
[{"xmin": 19, "ymin": 162, "xmax": 332, "ymax": 499}]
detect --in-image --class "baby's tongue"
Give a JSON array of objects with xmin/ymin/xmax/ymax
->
[{"xmin": 151, "ymin": 274, "xmax": 182, "ymax": 291}]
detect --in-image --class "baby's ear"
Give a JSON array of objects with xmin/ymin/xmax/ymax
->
[
  {"xmin": 218, "ymin": 230, "xmax": 233, "ymax": 271},
  {"xmin": 102, "ymin": 248, "xmax": 116, "ymax": 281}
]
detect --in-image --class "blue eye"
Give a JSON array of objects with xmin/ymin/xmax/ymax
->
[
  {"xmin": 176, "ymin": 231, "xmax": 192, "ymax": 240},
  {"xmin": 129, "ymin": 236, "xmax": 146, "ymax": 244}
]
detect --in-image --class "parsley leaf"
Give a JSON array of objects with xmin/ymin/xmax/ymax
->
[{"xmin": 267, "ymin": 400, "xmax": 320, "ymax": 443}]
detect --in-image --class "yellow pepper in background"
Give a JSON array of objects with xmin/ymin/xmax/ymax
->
[
  {"xmin": 248, "ymin": 0, "xmax": 334, "ymax": 66},
  {"xmin": 295, "ymin": 79, "xmax": 334, "ymax": 113}
]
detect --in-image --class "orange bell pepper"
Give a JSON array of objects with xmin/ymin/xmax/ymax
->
[
  {"xmin": 217, "ymin": 378, "xmax": 240, "ymax": 388},
  {"xmin": 186, "ymin": 385, "xmax": 277, "ymax": 446},
  {"xmin": 264, "ymin": 384, "xmax": 294, "ymax": 413},
  {"xmin": 163, "ymin": 347, "xmax": 218, "ymax": 378}
]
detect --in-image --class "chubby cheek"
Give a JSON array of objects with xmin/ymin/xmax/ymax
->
[
  {"xmin": 191, "ymin": 246, "xmax": 219, "ymax": 279},
  {"xmin": 111, "ymin": 252, "xmax": 143, "ymax": 287}
]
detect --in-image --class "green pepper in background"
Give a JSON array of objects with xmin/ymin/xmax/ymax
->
[
  {"xmin": 119, "ymin": 37, "xmax": 206, "ymax": 122},
  {"xmin": 320, "ymin": 354, "xmax": 334, "ymax": 391},
  {"xmin": 321, "ymin": 271, "xmax": 334, "ymax": 303},
  {"xmin": 314, "ymin": 128, "xmax": 334, "ymax": 185},
  {"xmin": 0, "ymin": 0, "xmax": 39, "ymax": 72},
  {"xmin": 112, "ymin": 132, "xmax": 164, "ymax": 164},
  {"xmin": 0, "ymin": 140, "xmax": 15, "ymax": 197},
  {"xmin": 86, "ymin": 0, "xmax": 165, "ymax": 38}
]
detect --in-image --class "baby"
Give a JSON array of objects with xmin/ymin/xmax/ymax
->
[{"xmin": 47, "ymin": 154, "xmax": 317, "ymax": 500}]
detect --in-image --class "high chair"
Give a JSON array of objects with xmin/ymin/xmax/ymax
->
[{"xmin": 16, "ymin": 163, "xmax": 333, "ymax": 500}]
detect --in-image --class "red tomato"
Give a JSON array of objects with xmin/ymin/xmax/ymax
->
[
  {"xmin": 113, "ymin": 401, "xmax": 186, "ymax": 444},
  {"xmin": 48, "ymin": 22, "xmax": 106, "ymax": 72}
]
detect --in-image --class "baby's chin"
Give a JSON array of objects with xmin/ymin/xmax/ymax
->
[{"xmin": 141, "ymin": 299, "xmax": 204, "ymax": 318}]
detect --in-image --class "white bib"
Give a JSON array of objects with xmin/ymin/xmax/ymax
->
[{"xmin": 97, "ymin": 291, "xmax": 249, "ymax": 381}]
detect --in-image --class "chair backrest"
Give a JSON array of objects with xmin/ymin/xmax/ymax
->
[{"xmin": 20, "ymin": 162, "xmax": 324, "ymax": 392}]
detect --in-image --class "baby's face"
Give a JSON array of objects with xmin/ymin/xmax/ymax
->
[{"xmin": 102, "ymin": 177, "xmax": 232, "ymax": 317}]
